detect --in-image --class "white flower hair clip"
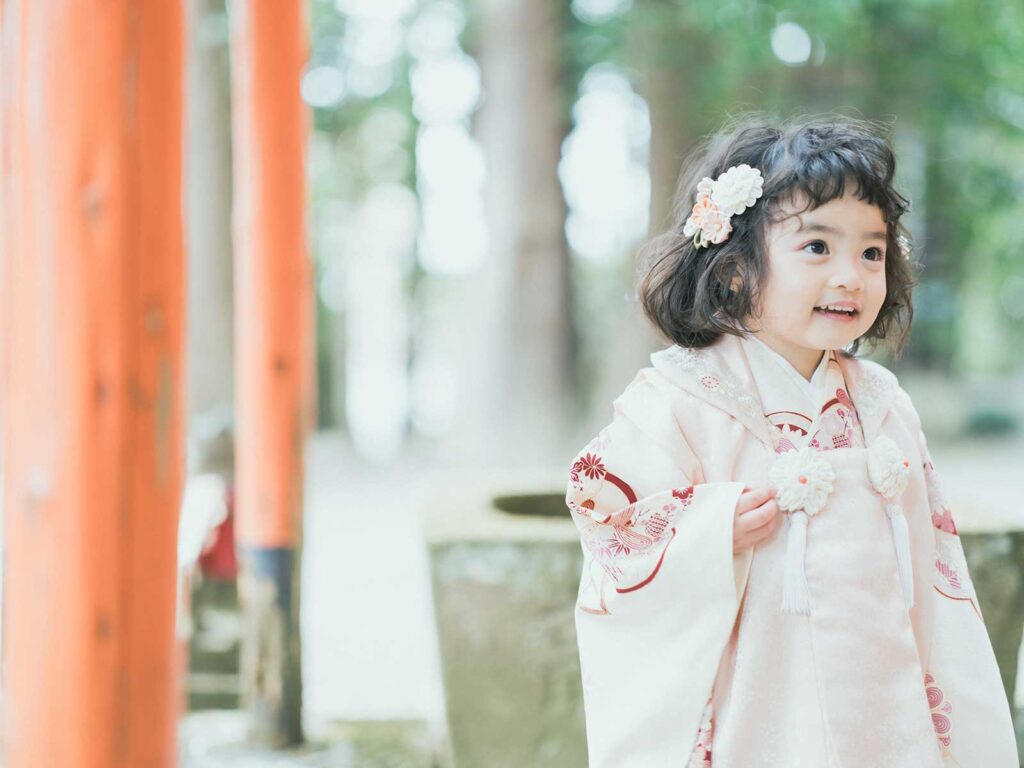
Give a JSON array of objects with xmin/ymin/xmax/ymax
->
[{"xmin": 682, "ymin": 163, "xmax": 764, "ymax": 249}]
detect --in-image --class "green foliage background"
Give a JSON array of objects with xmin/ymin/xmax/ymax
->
[{"xmin": 308, "ymin": 0, "xmax": 1024, "ymax": 431}]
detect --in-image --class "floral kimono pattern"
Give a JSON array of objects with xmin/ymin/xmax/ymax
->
[{"xmin": 565, "ymin": 332, "xmax": 1017, "ymax": 768}]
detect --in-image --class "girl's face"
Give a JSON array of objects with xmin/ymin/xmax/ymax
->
[{"xmin": 747, "ymin": 191, "xmax": 888, "ymax": 378}]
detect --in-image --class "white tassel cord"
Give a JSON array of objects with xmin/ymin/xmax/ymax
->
[
  {"xmin": 885, "ymin": 502, "xmax": 915, "ymax": 610},
  {"xmin": 781, "ymin": 511, "xmax": 811, "ymax": 614}
]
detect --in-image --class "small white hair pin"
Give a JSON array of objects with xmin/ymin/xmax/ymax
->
[{"xmin": 683, "ymin": 163, "xmax": 764, "ymax": 249}]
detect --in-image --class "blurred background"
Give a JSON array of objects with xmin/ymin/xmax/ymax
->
[{"xmin": 2, "ymin": 0, "xmax": 1023, "ymax": 766}]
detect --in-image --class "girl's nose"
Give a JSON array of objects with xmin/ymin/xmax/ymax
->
[{"xmin": 828, "ymin": 255, "xmax": 866, "ymax": 291}]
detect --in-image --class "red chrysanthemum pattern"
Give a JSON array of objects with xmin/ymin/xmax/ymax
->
[
  {"xmin": 566, "ymin": 438, "xmax": 698, "ymax": 610},
  {"xmin": 576, "ymin": 452, "xmax": 607, "ymax": 480},
  {"xmin": 672, "ymin": 486, "xmax": 695, "ymax": 503}
]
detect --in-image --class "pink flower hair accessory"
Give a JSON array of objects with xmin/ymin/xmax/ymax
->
[{"xmin": 682, "ymin": 163, "xmax": 764, "ymax": 249}]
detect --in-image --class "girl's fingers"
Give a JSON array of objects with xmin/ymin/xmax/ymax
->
[
  {"xmin": 737, "ymin": 499, "xmax": 780, "ymax": 532},
  {"xmin": 736, "ymin": 506, "xmax": 783, "ymax": 551},
  {"xmin": 733, "ymin": 487, "xmax": 781, "ymax": 553},
  {"xmin": 737, "ymin": 486, "xmax": 776, "ymax": 514},
  {"xmin": 748, "ymin": 520, "xmax": 780, "ymax": 548}
]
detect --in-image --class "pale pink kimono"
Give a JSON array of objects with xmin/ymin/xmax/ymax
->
[{"xmin": 565, "ymin": 331, "xmax": 1018, "ymax": 768}]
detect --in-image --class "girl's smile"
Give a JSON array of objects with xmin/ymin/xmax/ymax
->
[
  {"xmin": 813, "ymin": 304, "xmax": 861, "ymax": 322},
  {"xmin": 748, "ymin": 191, "xmax": 888, "ymax": 380}
]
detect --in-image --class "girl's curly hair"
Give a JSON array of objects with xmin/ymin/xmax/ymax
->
[{"xmin": 638, "ymin": 112, "xmax": 917, "ymax": 358}]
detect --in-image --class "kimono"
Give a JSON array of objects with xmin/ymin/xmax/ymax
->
[{"xmin": 565, "ymin": 331, "xmax": 1018, "ymax": 768}]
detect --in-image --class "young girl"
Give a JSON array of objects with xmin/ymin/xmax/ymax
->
[{"xmin": 565, "ymin": 115, "xmax": 1018, "ymax": 767}]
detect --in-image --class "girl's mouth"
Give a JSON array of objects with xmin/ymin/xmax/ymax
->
[{"xmin": 813, "ymin": 306, "xmax": 859, "ymax": 323}]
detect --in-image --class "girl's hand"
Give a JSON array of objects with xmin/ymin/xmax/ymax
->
[{"xmin": 733, "ymin": 485, "xmax": 781, "ymax": 554}]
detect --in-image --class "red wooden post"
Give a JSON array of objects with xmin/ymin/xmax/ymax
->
[
  {"xmin": 1, "ymin": 1, "xmax": 185, "ymax": 766},
  {"xmin": 229, "ymin": 0, "xmax": 311, "ymax": 747}
]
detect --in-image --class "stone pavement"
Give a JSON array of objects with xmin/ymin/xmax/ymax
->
[
  {"xmin": 300, "ymin": 432, "xmax": 449, "ymax": 741},
  {"xmin": 180, "ymin": 711, "xmax": 440, "ymax": 767}
]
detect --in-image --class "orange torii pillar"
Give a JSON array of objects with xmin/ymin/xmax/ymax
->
[
  {"xmin": 229, "ymin": 0, "xmax": 312, "ymax": 748},
  {"xmin": 1, "ymin": 2, "xmax": 185, "ymax": 767}
]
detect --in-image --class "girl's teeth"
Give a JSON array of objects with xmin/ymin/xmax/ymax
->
[{"xmin": 814, "ymin": 305, "xmax": 857, "ymax": 321}]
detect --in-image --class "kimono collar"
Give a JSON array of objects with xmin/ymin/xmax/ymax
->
[
  {"xmin": 740, "ymin": 333, "xmax": 831, "ymax": 405},
  {"xmin": 834, "ymin": 348, "xmax": 899, "ymax": 445},
  {"xmin": 649, "ymin": 332, "xmax": 898, "ymax": 451}
]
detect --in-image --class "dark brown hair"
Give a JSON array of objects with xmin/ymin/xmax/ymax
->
[{"xmin": 638, "ymin": 112, "xmax": 917, "ymax": 358}]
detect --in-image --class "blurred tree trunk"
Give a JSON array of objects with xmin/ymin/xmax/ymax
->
[
  {"xmin": 957, "ymin": 251, "xmax": 1008, "ymax": 376},
  {"xmin": 642, "ymin": 8, "xmax": 701, "ymax": 240},
  {"xmin": 587, "ymin": 3, "xmax": 696, "ymax": 433},
  {"xmin": 918, "ymin": 129, "xmax": 956, "ymax": 372},
  {"xmin": 472, "ymin": 0, "xmax": 574, "ymax": 464},
  {"xmin": 186, "ymin": 0, "xmax": 235, "ymax": 436},
  {"xmin": 1, "ymin": 1, "xmax": 185, "ymax": 764}
]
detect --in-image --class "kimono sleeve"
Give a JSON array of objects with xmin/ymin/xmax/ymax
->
[
  {"xmin": 902, "ymin": 390, "xmax": 1019, "ymax": 766},
  {"xmin": 565, "ymin": 377, "xmax": 746, "ymax": 768}
]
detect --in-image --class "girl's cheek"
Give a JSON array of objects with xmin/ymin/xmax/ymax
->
[{"xmin": 862, "ymin": 304, "xmax": 884, "ymax": 327}]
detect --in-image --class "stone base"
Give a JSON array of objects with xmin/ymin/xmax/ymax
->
[
  {"xmin": 429, "ymin": 539, "xmax": 586, "ymax": 768},
  {"xmin": 960, "ymin": 531, "xmax": 1024, "ymax": 762}
]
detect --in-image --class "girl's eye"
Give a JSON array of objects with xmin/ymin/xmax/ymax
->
[{"xmin": 802, "ymin": 241, "xmax": 886, "ymax": 262}]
